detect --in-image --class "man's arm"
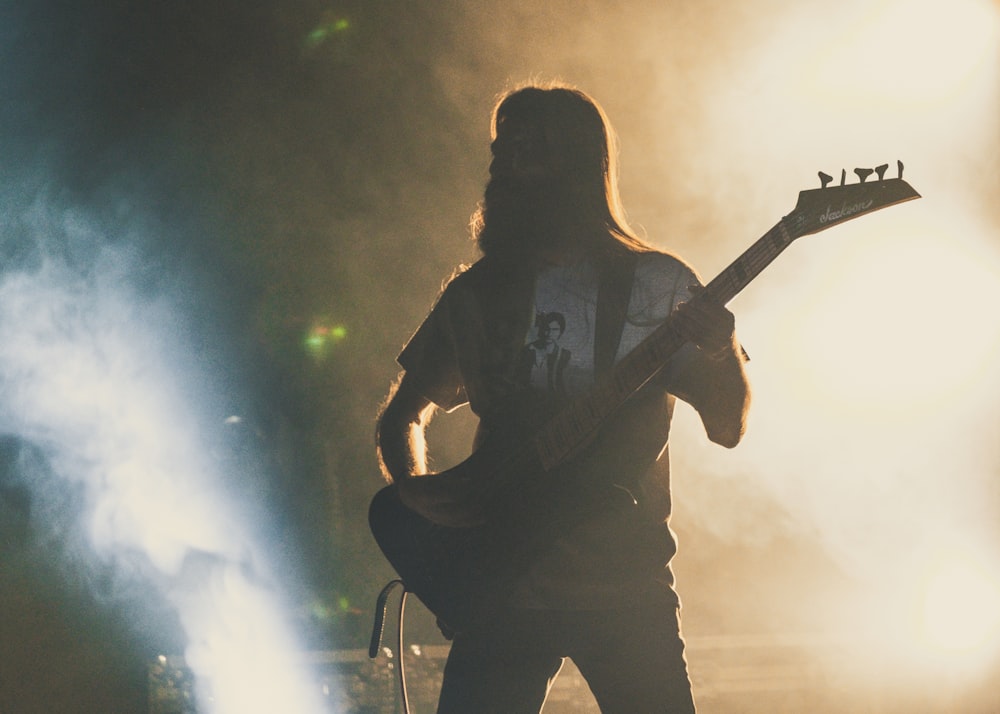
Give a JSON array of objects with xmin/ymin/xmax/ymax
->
[
  {"xmin": 376, "ymin": 372, "xmax": 487, "ymax": 526},
  {"xmin": 376, "ymin": 372, "xmax": 435, "ymax": 484},
  {"xmin": 666, "ymin": 291, "xmax": 751, "ymax": 448}
]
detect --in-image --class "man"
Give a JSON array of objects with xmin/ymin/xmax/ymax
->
[{"xmin": 374, "ymin": 84, "xmax": 750, "ymax": 713}]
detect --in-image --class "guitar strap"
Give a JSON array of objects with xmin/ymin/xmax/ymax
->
[{"xmin": 594, "ymin": 249, "xmax": 638, "ymax": 376}]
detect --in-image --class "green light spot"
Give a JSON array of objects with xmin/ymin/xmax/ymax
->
[
  {"xmin": 305, "ymin": 333, "xmax": 325, "ymax": 349},
  {"xmin": 305, "ymin": 16, "xmax": 351, "ymax": 50},
  {"xmin": 304, "ymin": 321, "xmax": 347, "ymax": 360},
  {"xmin": 310, "ymin": 600, "xmax": 332, "ymax": 620}
]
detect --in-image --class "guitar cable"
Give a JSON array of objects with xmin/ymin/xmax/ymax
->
[{"xmin": 369, "ymin": 579, "xmax": 411, "ymax": 714}]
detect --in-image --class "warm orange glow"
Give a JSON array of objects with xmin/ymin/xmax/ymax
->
[
  {"xmin": 778, "ymin": 203, "xmax": 1000, "ymax": 423},
  {"xmin": 803, "ymin": 0, "xmax": 1000, "ymax": 111},
  {"xmin": 663, "ymin": 0, "xmax": 1000, "ymax": 695}
]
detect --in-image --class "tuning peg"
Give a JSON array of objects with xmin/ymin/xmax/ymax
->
[
  {"xmin": 854, "ymin": 167, "xmax": 874, "ymax": 183},
  {"xmin": 840, "ymin": 169, "xmax": 846, "ymax": 186},
  {"xmin": 897, "ymin": 160, "xmax": 904, "ymax": 179},
  {"xmin": 818, "ymin": 171, "xmax": 833, "ymax": 189},
  {"xmin": 875, "ymin": 163, "xmax": 889, "ymax": 181}
]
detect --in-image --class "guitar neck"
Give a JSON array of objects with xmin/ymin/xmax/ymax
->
[{"xmin": 533, "ymin": 217, "xmax": 795, "ymax": 469}]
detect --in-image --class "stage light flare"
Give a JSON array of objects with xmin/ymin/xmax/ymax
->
[
  {"xmin": 305, "ymin": 319, "xmax": 348, "ymax": 360},
  {"xmin": 0, "ymin": 200, "xmax": 328, "ymax": 713},
  {"xmin": 801, "ymin": 0, "xmax": 1000, "ymax": 111},
  {"xmin": 660, "ymin": 0, "xmax": 1000, "ymax": 697},
  {"xmin": 697, "ymin": 0, "xmax": 999, "ymax": 189},
  {"xmin": 305, "ymin": 12, "xmax": 353, "ymax": 51},
  {"xmin": 177, "ymin": 560, "xmax": 325, "ymax": 714},
  {"xmin": 0, "ymin": 258, "xmax": 247, "ymax": 576},
  {"xmin": 773, "ymin": 202, "xmax": 1000, "ymax": 425},
  {"xmin": 843, "ymin": 540, "xmax": 1000, "ymax": 683},
  {"xmin": 675, "ymin": 0, "xmax": 1000, "ymax": 535}
]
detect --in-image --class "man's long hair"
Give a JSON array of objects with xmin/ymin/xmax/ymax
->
[{"xmin": 471, "ymin": 83, "xmax": 653, "ymax": 262}]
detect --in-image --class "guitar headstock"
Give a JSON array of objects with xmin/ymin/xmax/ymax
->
[{"xmin": 786, "ymin": 161, "xmax": 921, "ymax": 238}]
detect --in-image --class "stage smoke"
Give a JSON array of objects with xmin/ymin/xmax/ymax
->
[{"xmin": 0, "ymin": 181, "xmax": 326, "ymax": 713}]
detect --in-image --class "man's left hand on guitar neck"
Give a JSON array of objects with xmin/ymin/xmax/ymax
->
[{"xmin": 664, "ymin": 286, "xmax": 751, "ymax": 448}]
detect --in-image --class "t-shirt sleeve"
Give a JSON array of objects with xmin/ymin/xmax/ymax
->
[
  {"xmin": 397, "ymin": 284, "xmax": 470, "ymax": 413},
  {"xmin": 625, "ymin": 253, "xmax": 702, "ymax": 385}
]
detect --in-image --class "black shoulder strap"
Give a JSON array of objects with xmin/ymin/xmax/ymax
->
[{"xmin": 594, "ymin": 250, "xmax": 638, "ymax": 376}]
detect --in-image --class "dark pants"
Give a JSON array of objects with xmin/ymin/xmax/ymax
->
[{"xmin": 436, "ymin": 586, "xmax": 696, "ymax": 714}]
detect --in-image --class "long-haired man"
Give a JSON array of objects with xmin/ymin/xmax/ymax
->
[{"xmin": 375, "ymin": 83, "xmax": 750, "ymax": 713}]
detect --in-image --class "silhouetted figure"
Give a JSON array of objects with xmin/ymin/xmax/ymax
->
[{"xmin": 374, "ymin": 83, "xmax": 750, "ymax": 713}]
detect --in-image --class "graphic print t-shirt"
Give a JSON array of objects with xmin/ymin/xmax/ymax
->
[{"xmin": 516, "ymin": 253, "xmax": 700, "ymax": 397}]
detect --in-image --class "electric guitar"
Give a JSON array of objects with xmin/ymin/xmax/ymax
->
[{"xmin": 370, "ymin": 163, "xmax": 921, "ymax": 631}]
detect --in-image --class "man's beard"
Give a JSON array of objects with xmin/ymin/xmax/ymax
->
[{"xmin": 475, "ymin": 176, "xmax": 597, "ymax": 260}]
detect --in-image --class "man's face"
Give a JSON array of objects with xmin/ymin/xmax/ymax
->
[
  {"xmin": 536, "ymin": 316, "xmax": 563, "ymax": 345},
  {"xmin": 477, "ymin": 109, "xmax": 588, "ymax": 257},
  {"xmin": 489, "ymin": 114, "xmax": 551, "ymax": 185}
]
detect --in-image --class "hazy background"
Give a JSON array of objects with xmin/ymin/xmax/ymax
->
[{"xmin": 1, "ymin": 0, "xmax": 998, "ymax": 711}]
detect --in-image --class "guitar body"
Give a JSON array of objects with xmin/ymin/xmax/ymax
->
[
  {"xmin": 368, "ymin": 485, "xmax": 516, "ymax": 631},
  {"xmin": 368, "ymin": 419, "xmax": 630, "ymax": 631}
]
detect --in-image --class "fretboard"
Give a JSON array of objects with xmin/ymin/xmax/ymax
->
[{"xmin": 533, "ymin": 217, "xmax": 796, "ymax": 469}]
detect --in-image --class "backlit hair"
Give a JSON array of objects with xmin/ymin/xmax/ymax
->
[{"xmin": 472, "ymin": 82, "xmax": 652, "ymax": 258}]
